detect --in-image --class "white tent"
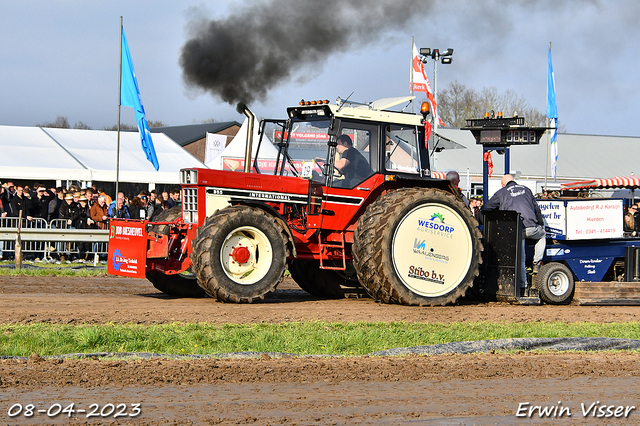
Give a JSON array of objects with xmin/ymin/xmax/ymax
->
[
  {"xmin": 206, "ymin": 118, "xmax": 279, "ymax": 170},
  {"xmin": 0, "ymin": 125, "xmax": 206, "ymax": 184}
]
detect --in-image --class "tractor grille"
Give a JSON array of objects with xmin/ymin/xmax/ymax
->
[{"xmin": 182, "ymin": 188, "xmax": 198, "ymax": 223}]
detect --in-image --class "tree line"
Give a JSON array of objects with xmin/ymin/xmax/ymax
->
[
  {"xmin": 437, "ymin": 81, "xmax": 551, "ymax": 129},
  {"xmin": 34, "ymin": 117, "xmax": 225, "ymax": 130},
  {"xmin": 35, "ymin": 83, "xmax": 556, "ymax": 131},
  {"xmin": 34, "ymin": 116, "xmax": 167, "ymax": 131}
]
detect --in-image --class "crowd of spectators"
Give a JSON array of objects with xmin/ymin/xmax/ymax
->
[
  {"xmin": 624, "ymin": 203, "xmax": 640, "ymax": 236},
  {"xmin": 0, "ymin": 181, "xmax": 182, "ymax": 261}
]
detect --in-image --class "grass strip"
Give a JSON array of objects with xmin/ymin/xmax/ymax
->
[
  {"xmin": 2, "ymin": 321, "xmax": 640, "ymax": 357},
  {"xmin": 0, "ymin": 262, "xmax": 105, "ymax": 277}
]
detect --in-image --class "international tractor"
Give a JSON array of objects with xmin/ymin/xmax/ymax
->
[{"xmin": 108, "ymin": 96, "xmax": 483, "ymax": 306}]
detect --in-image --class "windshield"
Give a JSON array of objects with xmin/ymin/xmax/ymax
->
[{"xmin": 265, "ymin": 119, "xmax": 331, "ymax": 182}]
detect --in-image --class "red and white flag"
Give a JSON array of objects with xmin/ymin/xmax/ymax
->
[{"xmin": 411, "ymin": 43, "xmax": 445, "ymax": 126}]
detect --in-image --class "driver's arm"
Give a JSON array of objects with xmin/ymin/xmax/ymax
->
[{"xmin": 335, "ymin": 157, "xmax": 350, "ymax": 171}]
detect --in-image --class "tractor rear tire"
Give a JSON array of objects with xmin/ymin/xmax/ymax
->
[
  {"xmin": 288, "ymin": 259, "xmax": 363, "ymax": 298},
  {"xmin": 150, "ymin": 206, "xmax": 182, "ymax": 235},
  {"xmin": 191, "ymin": 206, "xmax": 289, "ymax": 303},
  {"xmin": 533, "ymin": 262, "xmax": 574, "ymax": 304},
  {"xmin": 146, "ymin": 270, "xmax": 206, "ymax": 298},
  {"xmin": 353, "ymin": 188, "xmax": 482, "ymax": 306}
]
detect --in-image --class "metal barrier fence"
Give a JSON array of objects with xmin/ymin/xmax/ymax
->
[{"xmin": 0, "ymin": 217, "xmax": 109, "ymax": 263}]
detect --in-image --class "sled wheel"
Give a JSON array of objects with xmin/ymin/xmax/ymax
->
[
  {"xmin": 191, "ymin": 206, "xmax": 288, "ymax": 303},
  {"xmin": 288, "ymin": 259, "xmax": 363, "ymax": 298},
  {"xmin": 146, "ymin": 270, "xmax": 205, "ymax": 298},
  {"xmin": 533, "ymin": 262, "xmax": 574, "ymax": 304},
  {"xmin": 353, "ymin": 188, "xmax": 483, "ymax": 306}
]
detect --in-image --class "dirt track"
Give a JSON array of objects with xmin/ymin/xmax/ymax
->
[
  {"xmin": 2, "ymin": 275, "xmax": 640, "ymax": 425},
  {"xmin": 4, "ymin": 274, "xmax": 640, "ymax": 325}
]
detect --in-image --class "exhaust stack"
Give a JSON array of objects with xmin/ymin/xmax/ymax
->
[{"xmin": 236, "ymin": 102, "xmax": 255, "ymax": 173}]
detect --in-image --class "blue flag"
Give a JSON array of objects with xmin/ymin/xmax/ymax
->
[
  {"xmin": 121, "ymin": 28, "xmax": 159, "ymax": 171},
  {"xmin": 547, "ymin": 46, "xmax": 558, "ymax": 180}
]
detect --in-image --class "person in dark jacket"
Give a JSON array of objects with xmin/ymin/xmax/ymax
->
[
  {"xmin": 9, "ymin": 186, "xmax": 32, "ymax": 221},
  {"xmin": 75, "ymin": 196, "xmax": 96, "ymax": 261},
  {"xmin": 0, "ymin": 185, "xmax": 10, "ymax": 215},
  {"xmin": 31, "ymin": 186, "xmax": 52, "ymax": 220},
  {"xmin": 74, "ymin": 196, "xmax": 95, "ymax": 229},
  {"xmin": 128, "ymin": 196, "xmax": 144, "ymax": 220},
  {"xmin": 469, "ymin": 196, "xmax": 484, "ymax": 226},
  {"xmin": 59, "ymin": 193, "xmax": 79, "ymax": 227},
  {"xmin": 48, "ymin": 188, "xmax": 65, "ymax": 221},
  {"xmin": 334, "ymin": 134, "xmax": 371, "ymax": 187},
  {"xmin": 484, "ymin": 174, "xmax": 546, "ymax": 291}
]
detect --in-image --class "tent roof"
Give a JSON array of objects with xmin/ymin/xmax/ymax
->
[
  {"xmin": 0, "ymin": 125, "xmax": 206, "ymax": 183},
  {"xmin": 150, "ymin": 121, "xmax": 241, "ymax": 147},
  {"xmin": 561, "ymin": 176, "xmax": 640, "ymax": 190}
]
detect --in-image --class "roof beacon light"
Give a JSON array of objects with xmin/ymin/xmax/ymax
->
[
  {"xmin": 420, "ymin": 101, "xmax": 431, "ymax": 115},
  {"xmin": 300, "ymin": 99, "xmax": 330, "ymax": 106}
]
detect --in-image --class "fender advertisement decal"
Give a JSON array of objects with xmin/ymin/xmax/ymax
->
[
  {"xmin": 392, "ymin": 203, "xmax": 473, "ymax": 298},
  {"xmin": 107, "ymin": 221, "xmax": 147, "ymax": 278}
]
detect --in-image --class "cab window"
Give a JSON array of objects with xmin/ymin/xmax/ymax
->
[{"xmin": 385, "ymin": 124, "xmax": 420, "ymax": 174}]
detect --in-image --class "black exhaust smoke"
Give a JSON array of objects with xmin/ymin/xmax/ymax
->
[{"xmin": 179, "ymin": 0, "xmax": 428, "ymax": 106}]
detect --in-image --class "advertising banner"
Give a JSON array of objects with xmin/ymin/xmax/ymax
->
[
  {"xmin": 107, "ymin": 221, "xmax": 147, "ymax": 278},
  {"xmin": 391, "ymin": 203, "xmax": 473, "ymax": 298},
  {"xmin": 538, "ymin": 200, "xmax": 566, "ymax": 239},
  {"xmin": 221, "ymin": 157, "xmax": 306, "ymax": 173},
  {"xmin": 565, "ymin": 199, "xmax": 623, "ymax": 240},
  {"xmin": 205, "ymin": 133, "xmax": 227, "ymax": 164}
]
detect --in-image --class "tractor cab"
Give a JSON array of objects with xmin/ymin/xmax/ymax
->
[{"xmin": 256, "ymin": 96, "xmax": 434, "ymax": 190}]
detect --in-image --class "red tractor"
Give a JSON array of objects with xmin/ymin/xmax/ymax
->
[{"xmin": 108, "ymin": 96, "xmax": 483, "ymax": 306}]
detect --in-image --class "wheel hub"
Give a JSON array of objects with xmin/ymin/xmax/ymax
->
[
  {"xmin": 231, "ymin": 245, "xmax": 251, "ymax": 264},
  {"xmin": 548, "ymin": 272, "xmax": 569, "ymax": 296},
  {"xmin": 220, "ymin": 226, "xmax": 273, "ymax": 285}
]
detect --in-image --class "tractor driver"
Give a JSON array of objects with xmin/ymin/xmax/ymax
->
[{"xmin": 334, "ymin": 134, "xmax": 370, "ymax": 186}]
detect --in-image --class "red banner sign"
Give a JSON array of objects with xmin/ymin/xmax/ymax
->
[{"xmin": 107, "ymin": 221, "xmax": 147, "ymax": 278}]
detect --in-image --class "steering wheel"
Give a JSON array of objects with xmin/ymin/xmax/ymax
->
[{"xmin": 315, "ymin": 157, "xmax": 343, "ymax": 178}]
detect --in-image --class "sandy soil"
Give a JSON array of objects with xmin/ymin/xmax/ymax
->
[{"xmin": 1, "ymin": 275, "xmax": 640, "ymax": 425}]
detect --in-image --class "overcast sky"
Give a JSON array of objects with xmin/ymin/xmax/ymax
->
[{"xmin": 2, "ymin": 0, "xmax": 638, "ymax": 137}]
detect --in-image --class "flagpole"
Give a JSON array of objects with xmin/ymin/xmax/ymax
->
[
  {"xmin": 116, "ymin": 16, "xmax": 123, "ymax": 201},
  {"xmin": 544, "ymin": 41, "xmax": 551, "ymax": 193}
]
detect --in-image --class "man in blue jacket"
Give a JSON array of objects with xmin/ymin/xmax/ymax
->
[
  {"xmin": 108, "ymin": 197, "xmax": 130, "ymax": 219},
  {"xmin": 484, "ymin": 174, "xmax": 546, "ymax": 292}
]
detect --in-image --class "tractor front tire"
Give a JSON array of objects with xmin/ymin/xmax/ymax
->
[
  {"xmin": 533, "ymin": 262, "xmax": 574, "ymax": 304},
  {"xmin": 191, "ymin": 206, "xmax": 289, "ymax": 303},
  {"xmin": 146, "ymin": 270, "xmax": 206, "ymax": 298},
  {"xmin": 353, "ymin": 188, "xmax": 482, "ymax": 306},
  {"xmin": 146, "ymin": 206, "xmax": 205, "ymax": 297}
]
